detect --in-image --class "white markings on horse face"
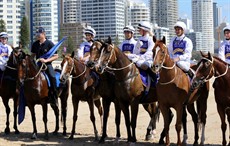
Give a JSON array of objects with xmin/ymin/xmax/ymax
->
[
  {"xmin": 153, "ymin": 46, "xmax": 160, "ymax": 63},
  {"xmin": 60, "ymin": 61, "xmax": 68, "ymax": 79}
]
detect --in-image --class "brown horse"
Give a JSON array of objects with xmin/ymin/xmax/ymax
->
[
  {"xmin": 192, "ymin": 52, "xmax": 230, "ymax": 146},
  {"xmin": 16, "ymin": 53, "xmax": 69, "ymax": 139},
  {"xmin": 0, "ymin": 49, "xmax": 20, "ymax": 134},
  {"xmin": 152, "ymin": 36, "xmax": 209, "ymax": 146},
  {"xmin": 60, "ymin": 52, "xmax": 103, "ymax": 141},
  {"xmin": 91, "ymin": 38, "xmax": 159, "ymax": 144}
]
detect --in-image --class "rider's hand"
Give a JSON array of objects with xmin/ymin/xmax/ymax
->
[
  {"xmin": 39, "ymin": 58, "xmax": 47, "ymax": 63},
  {"xmin": 0, "ymin": 53, "xmax": 8, "ymax": 57},
  {"xmin": 173, "ymin": 57, "xmax": 180, "ymax": 62}
]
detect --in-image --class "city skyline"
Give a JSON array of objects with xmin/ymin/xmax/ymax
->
[{"xmin": 134, "ymin": 0, "xmax": 230, "ymax": 22}]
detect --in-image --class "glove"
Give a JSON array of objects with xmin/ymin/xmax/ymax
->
[{"xmin": 136, "ymin": 40, "xmax": 143, "ymax": 50}]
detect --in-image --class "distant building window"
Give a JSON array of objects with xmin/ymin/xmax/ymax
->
[
  {"xmin": 7, "ymin": 5, "xmax": 12, "ymax": 8},
  {"xmin": 7, "ymin": 15, "xmax": 12, "ymax": 18},
  {"xmin": 7, "ymin": 21, "xmax": 12, "ymax": 24},
  {"xmin": 7, "ymin": 26, "xmax": 13, "ymax": 29},
  {"xmin": 7, "ymin": 10, "xmax": 12, "ymax": 13},
  {"xmin": 7, "ymin": 0, "xmax": 12, "ymax": 2}
]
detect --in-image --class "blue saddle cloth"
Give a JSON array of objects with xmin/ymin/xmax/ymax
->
[
  {"xmin": 139, "ymin": 69, "xmax": 156, "ymax": 87},
  {"xmin": 42, "ymin": 71, "xmax": 61, "ymax": 88}
]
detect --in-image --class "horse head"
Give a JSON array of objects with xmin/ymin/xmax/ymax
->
[
  {"xmin": 192, "ymin": 51, "xmax": 214, "ymax": 88},
  {"xmin": 17, "ymin": 54, "xmax": 36, "ymax": 86},
  {"xmin": 152, "ymin": 36, "xmax": 168, "ymax": 73},
  {"xmin": 60, "ymin": 52, "xmax": 75, "ymax": 82}
]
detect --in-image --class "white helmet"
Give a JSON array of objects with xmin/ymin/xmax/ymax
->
[
  {"xmin": 174, "ymin": 21, "xmax": 187, "ymax": 31},
  {"xmin": 137, "ymin": 21, "xmax": 152, "ymax": 32},
  {"xmin": 84, "ymin": 26, "xmax": 96, "ymax": 37},
  {"xmin": 123, "ymin": 25, "xmax": 135, "ymax": 33},
  {"xmin": 223, "ymin": 25, "xmax": 230, "ymax": 32},
  {"xmin": 0, "ymin": 32, "xmax": 8, "ymax": 38}
]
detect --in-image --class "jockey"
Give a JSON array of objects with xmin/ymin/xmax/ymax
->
[
  {"xmin": 168, "ymin": 21, "xmax": 194, "ymax": 79},
  {"xmin": 218, "ymin": 25, "xmax": 230, "ymax": 64},
  {"xmin": 0, "ymin": 32, "xmax": 13, "ymax": 71},
  {"xmin": 77, "ymin": 26, "xmax": 96, "ymax": 64},
  {"xmin": 119, "ymin": 25, "xmax": 137, "ymax": 58},
  {"xmin": 31, "ymin": 27, "xmax": 58, "ymax": 106}
]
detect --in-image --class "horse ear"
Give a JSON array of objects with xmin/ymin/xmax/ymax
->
[
  {"xmin": 208, "ymin": 51, "xmax": 212, "ymax": 60},
  {"xmin": 71, "ymin": 51, "xmax": 75, "ymax": 58},
  {"xmin": 153, "ymin": 36, "xmax": 157, "ymax": 43},
  {"xmin": 62, "ymin": 53, "xmax": 65, "ymax": 58},
  {"xmin": 107, "ymin": 36, "xmax": 112, "ymax": 44},
  {"xmin": 162, "ymin": 36, "xmax": 166, "ymax": 44}
]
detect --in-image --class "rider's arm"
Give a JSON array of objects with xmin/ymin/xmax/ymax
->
[
  {"xmin": 77, "ymin": 44, "xmax": 84, "ymax": 61},
  {"xmin": 218, "ymin": 42, "xmax": 226, "ymax": 62},
  {"xmin": 139, "ymin": 38, "xmax": 154, "ymax": 61},
  {"xmin": 178, "ymin": 38, "xmax": 193, "ymax": 61}
]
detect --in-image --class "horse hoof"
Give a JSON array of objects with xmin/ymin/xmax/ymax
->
[
  {"xmin": 44, "ymin": 135, "xmax": 49, "ymax": 140},
  {"xmin": 192, "ymin": 141, "xmax": 198, "ymax": 146},
  {"xmin": 31, "ymin": 133, "xmax": 37, "ymax": 139},
  {"xmin": 159, "ymin": 139, "xmax": 165, "ymax": 145},
  {"xmin": 69, "ymin": 135, "xmax": 74, "ymax": 140},
  {"xmin": 15, "ymin": 130, "xmax": 20, "ymax": 134},
  {"xmin": 113, "ymin": 137, "xmax": 120, "ymax": 144},
  {"xmin": 62, "ymin": 131, "xmax": 67, "ymax": 136},
  {"xmin": 4, "ymin": 127, "xmax": 10, "ymax": 134},
  {"xmin": 98, "ymin": 138, "xmax": 105, "ymax": 144},
  {"xmin": 129, "ymin": 142, "xmax": 136, "ymax": 146},
  {"xmin": 53, "ymin": 131, "xmax": 58, "ymax": 136},
  {"xmin": 145, "ymin": 134, "xmax": 153, "ymax": 141}
]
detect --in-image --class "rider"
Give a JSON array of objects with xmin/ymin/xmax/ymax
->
[
  {"xmin": 77, "ymin": 26, "xmax": 96, "ymax": 64},
  {"xmin": 0, "ymin": 32, "xmax": 13, "ymax": 72},
  {"xmin": 168, "ymin": 21, "xmax": 194, "ymax": 79},
  {"xmin": 31, "ymin": 27, "xmax": 58, "ymax": 106},
  {"xmin": 218, "ymin": 25, "xmax": 230, "ymax": 64},
  {"xmin": 119, "ymin": 25, "xmax": 137, "ymax": 57}
]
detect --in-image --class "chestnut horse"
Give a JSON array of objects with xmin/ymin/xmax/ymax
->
[
  {"xmin": 152, "ymin": 36, "xmax": 209, "ymax": 146},
  {"xmin": 0, "ymin": 49, "xmax": 20, "ymax": 134},
  {"xmin": 192, "ymin": 52, "xmax": 230, "ymax": 146},
  {"xmin": 60, "ymin": 52, "xmax": 103, "ymax": 141},
  {"xmin": 16, "ymin": 53, "xmax": 69, "ymax": 139},
  {"xmin": 91, "ymin": 38, "xmax": 159, "ymax": 144}
]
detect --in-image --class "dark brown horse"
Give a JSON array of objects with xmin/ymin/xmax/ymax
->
[
  {"xmin": 0, "ymin": 49, "xmax": 20, "ymax": 134},
  {"xmin": 152, "ymin": 36, "xmax": 209, "ymax": 146},
  {"xmin": 90, "ymin": 38, "xmax": 159, "ymax": 144},
  {"xmin": 60, "ymin": 52, "xmax": 103, "ymax": 141},
  {"xmin": 192, "ymin": 52, "xmax": 230, "ymax": 146},
  {"xmin": 16, "ymin": 53, "xmax": 69, "ymax": 139}
]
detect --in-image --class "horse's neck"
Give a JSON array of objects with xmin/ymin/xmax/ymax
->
[
  {"xmin": 213, "ymin": 59, "xmax": 229, "ymax": 78},
  {"xmin": 72, "ymin": 59, "xmax": 86, "ymax": 77},
  {"xmin": 27, "ymin": 61, "xmax": 40, "ymax": 77}
]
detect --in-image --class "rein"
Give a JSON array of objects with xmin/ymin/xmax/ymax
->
[
  {"xmin": 159, "ymin": 65, "xmax": 177, "ymax": 85},
  {"xmin": 66, "ymin": 58, "xmax": 87, "ymax": 79},
  {"xmin": 25, "ymin": 63, "xmax": 47, "ymax": 81}
]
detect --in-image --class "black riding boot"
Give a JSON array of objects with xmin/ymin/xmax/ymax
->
[
  {"xmin": 146, "ymin": 67, "xmax": 158, "ymax": 82},
  {"xmin": 50, "ymin": 78, "xmax": 58, "ymax": 107},
  {"xmin": 186, "ymin": 68, "xmax": 194, "ymax": 79}
]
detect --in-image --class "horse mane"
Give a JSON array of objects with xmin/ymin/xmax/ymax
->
[{"xmin": 213, "ymin": 55, "xmax": 228, "ymax": 65}]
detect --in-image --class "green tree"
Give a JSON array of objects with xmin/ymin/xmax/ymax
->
[
  {"xmin": 0, "ymin": 19, "xmax": 6, "ymax": 32},
  {"xmin": 114, "ymin": 35, "xmax": 120, "ymax": 47},
  {"xmin": 66, "ymin": 36, "xmax": 75, "ymax": 54},
  {"xmin": 19, "ymin": 16, "xmax": 30, "ymax": 52}
]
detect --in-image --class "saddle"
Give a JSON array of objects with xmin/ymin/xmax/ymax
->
[{"xmin": 42, "ymin": 69, "xmax": 61, "ymax": 88}]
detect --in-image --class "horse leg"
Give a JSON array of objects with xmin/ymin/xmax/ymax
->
[
  {"xmin": 175, "ymin": 106, "xmax": 183, "ymax": 146},
  {"xmin": 42, "ymin": 102, "xmax": 49, "ymax": 140},
  {"xmin": 130, "ymin": 99, "xmax": 139, "ymax": 143},
  {"xmin": 182, "ymin": 105, "xmax": 188, "ymax": 145},
  {"xmin": 13, "ymin": 96, "xmax": 20, "ymax": 134},
  {"xmin": 2, "ymin": 98, "xmax": 10, "ymax": 134},
  {"xmin": 120, "ymin": 101, "xmax": 132, "ymax": 142},
  {"xmin": 159, "ymin": 108, "xmax": 173, "ymax": 145},
  {"xmin": 94, "ymin": 98, "xmax": 103, "ymax": 135},
  {"xmin": 28, "ymin": 105, "xmax": 37, "ymax": 139},
  {"xmin": 225, "ymin": 107, "xmax": 230, "ymax": 146},
  {"xmin": 114, "ymin": 99, "xmax": 121, "ymax": 143},
  {"xmin": 88, "ymin": 99, "xmax": 99, "ymax": 141},
  {"xmin": 60, "ymin": 94, "xmax": 68, "ymax": 136},
  {"xmin": 217, "ymin": 104, "xmax": 227, "ymax": 146},
  {"xmin": 142, "ymin": 104, "xmax": 154, "ymax": 141},
  {"xmin": 187, "ymin": 103, "xmax": 199, "ymax": 146},
  {"xmin": 99, "ymin": 98, "xmax": 111, "ymax": 143},
  {"xmin": 50, "ymin": 103, "xmax": 59, "ymax": 135},
  {"xmin": 69, "ymin": 98, "xmax": 79, "ymax": 140}
]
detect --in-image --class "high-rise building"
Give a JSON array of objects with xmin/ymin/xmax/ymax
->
[
  {"xmin": 213, "ymin": 2, "xmax": 222, "ymax": 29},
  {"xmin": 63, "ymin": 0, "xmax": 81, "ymax": 23},
  {"xmin": 192, "ymin": 0, "xmax": 214, "ymax": 53},
  {"xmin": 0, "ymin": 0, "xmax": 21, "ymax": 47},
  {"xmin": 178, "ymin": 18, "xmax": 192, "ymax": 33},
  {"xmin": 153, "ymin": 23, "xmax": 170, "ymax": 45},
  {"xmin": 80, "ymin": 0, "xmax": 125, "ymax": 41},
  {"xmin": 30, "ymin": 0, "xmax": 59, "ymax": 44},
  {"xmin": 186, "ymin": 32, "xmax": 202, "ymax": 51},
  {"xmin": 126, "ymin": 0, "xmax": 150, "ymax": 38},
  {"xmin": 149, "ymin": 0, "xmax": 178, "ymax": 38}
]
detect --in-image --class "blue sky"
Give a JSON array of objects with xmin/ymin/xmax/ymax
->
[{"xmin": 133, "ymin": 0, "xmax": 230, "ymax": 23}]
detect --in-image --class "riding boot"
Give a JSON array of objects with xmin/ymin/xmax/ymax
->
[
  {"xmin": 146, "ymin": 67, "xmax": 158, "ymax": 83},
  {"xmin": 186, "ymin": 68, "xmax": 194, "ymax": 79},
  {"xmin": 50, "ymin": 78, "xmax": 58, "ymax": 107}
]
